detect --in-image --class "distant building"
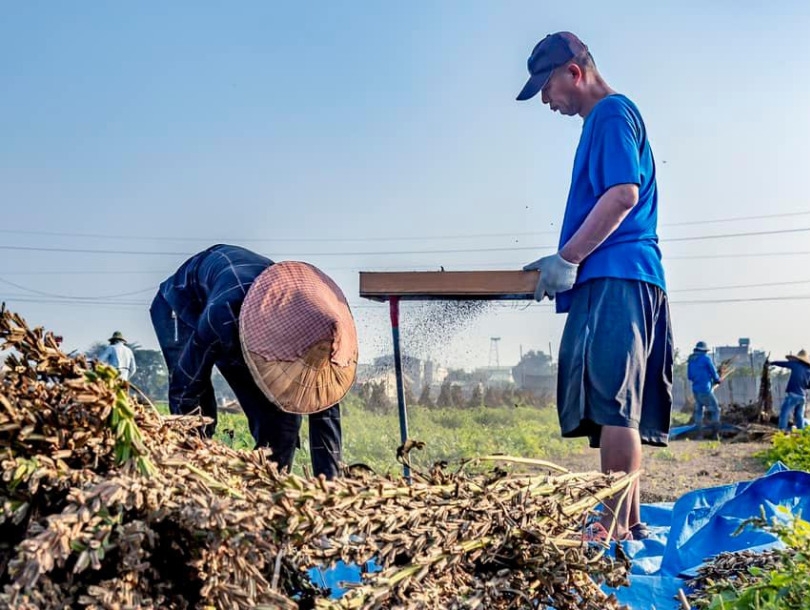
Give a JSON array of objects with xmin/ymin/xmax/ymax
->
[
  {"xmin": 372, "ymin": 354, "xmax": 423, "ymax": 390},
  {"xmin": 512, "ymin": 350, "xmax": 556, "ymax": 395},
  {"xmin": 423, "ymin": 359, "xmax": 435, "ymax": 388},
  {"xmin": 355, "ymin": 354, "xmax": 453, "ymax": 398},
  {"xmin": 714, "ymin": 338, "xmax": 767, "ymax": 372},
  {"xmin": 472, "ymin": 366, "xmax": 515, "ymax": 387},
  {"xmin": 419, "ymin": 359, "xmax": 448, "ymax": 389}
]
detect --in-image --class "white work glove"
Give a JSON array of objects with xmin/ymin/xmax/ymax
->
[{"xmin": 523, "ymin": 253, "xmax": 579, "ymax": 301}]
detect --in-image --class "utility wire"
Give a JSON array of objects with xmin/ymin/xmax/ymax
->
[
  {"xmin": 661, "ymin": 210, "xmax": 810, "ymax": 227},
  {"xmin": 669, "ymin": 279, "xmax": 810, "ymax": 293},
  {"xmin": 0, "ymin": 245, "xmax": 191, "ymax": 256},
  {"xmin": 5, "ymin": 250, "xmax": 810, "ymax": 277},
  {"xmin": 6, "ymin": 293, "xmax": 810, "ymax": 309},
  {"xmin": 0, "ymin": 296, "xmax": 146, "ymax": 308},
  {"xmin": 0, "ymin": 209, "xmax": 807, "ymax": 243},
  {"xmin": 5, "ymin": 249, "xmax": 810, "ymax": 276},
  {"xmin": 0, "ymin": 269, "xmax": 165, "ymax": 276},
  {"xmin": 665, "ymin": 227, "xmax": 810, "ymax": 242},
  {"xmin": 667, "ymin": 251, "xmax": 810, "ymax": 260},
  {"xmin": 0, "ymin": 277, "xmax": 155, "ymax": 300},
  {"xmin": 670, "ymin": 295, "xmax": 810, "ymax": 305},
  {"xmin": 2, "ymin": 226, "xmax": 810, "ymax": 258}
]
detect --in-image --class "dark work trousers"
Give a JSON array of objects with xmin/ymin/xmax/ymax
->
[{"xmin": 150, "ymin": 292, "xmax": 342, "ymax": 478}]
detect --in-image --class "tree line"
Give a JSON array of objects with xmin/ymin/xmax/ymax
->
[
  {"xmin": 84, "ymin": 343, "xmax": 551, "ymax": 412},
  {"xmin": 351, "ymin": 381, "xmax": 551, "ymax": 413}
]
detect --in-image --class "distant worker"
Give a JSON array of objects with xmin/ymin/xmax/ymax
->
[
  {"xmin": 98, "ymin": 331, "xmax": 137, "ymax": 381},
  {"xmin": 770, "ymin": 349, "xmax": 810, "ymax": 431},
  {"xmin": 686, "ymin": 341, "xmax": 721, "ymax": 435},
  {"xmin": 150, "ymin": 244, "xmax": 358, "ymax": 479}
]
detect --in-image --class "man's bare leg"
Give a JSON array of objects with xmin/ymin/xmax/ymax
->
[{"xmin": 599, "ymin": 425, "xmax": 642, "ymax": 539}]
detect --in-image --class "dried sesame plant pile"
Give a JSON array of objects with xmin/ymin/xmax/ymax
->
[{"xmin": 0, "ymin": 308, "xmax": 634, "ymax": 610}]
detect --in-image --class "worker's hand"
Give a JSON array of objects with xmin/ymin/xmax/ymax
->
[{"xmin": 523, "ymin": 253, "xmax": 579, "ymax": 301}]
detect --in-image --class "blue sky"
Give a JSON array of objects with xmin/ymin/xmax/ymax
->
[{"xmin": 2, "ymin": 1, "xmax": 810, "ymax": 368}]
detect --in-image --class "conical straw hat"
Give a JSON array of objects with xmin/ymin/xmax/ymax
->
[
  {"xmin": 239, "ymin": 261, "xmax": 358, "ymax": 414},
  {"xmin": 786, "ymin": 349, "xmax": 810, "ymax": 366}
]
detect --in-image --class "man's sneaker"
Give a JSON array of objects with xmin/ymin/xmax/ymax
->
[
  {"xmin": 629, "ymin": 522, "xmax": 651, "ymax": 540},
  {"xmin": 582, "ymin": 521, "xmax": 632, "ymax": 544}
]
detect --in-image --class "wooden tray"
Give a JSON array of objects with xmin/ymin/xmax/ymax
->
[{"xmin": 359, "ymin": 270, "xmax": 539, "ymax": 301}]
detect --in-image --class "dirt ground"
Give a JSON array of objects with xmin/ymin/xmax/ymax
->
[{"xmin": 547, "ymin": 437, "xmax": 772, "ymax": 503}]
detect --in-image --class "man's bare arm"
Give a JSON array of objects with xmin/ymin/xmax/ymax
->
[{"xmin": 559, "ymin": 183, "xmax": 639, "ymax": 264}]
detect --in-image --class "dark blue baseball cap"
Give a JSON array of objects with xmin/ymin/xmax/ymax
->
[{"xmin": 516, "ymin": 32, "xmax": 589, "ymax": 101}]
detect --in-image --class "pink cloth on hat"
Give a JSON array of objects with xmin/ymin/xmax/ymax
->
[{"xmin": 240, "ymin": 262, "xmax": 357, "ymax": 366}]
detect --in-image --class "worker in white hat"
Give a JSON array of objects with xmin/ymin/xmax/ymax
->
[
  {"xmin": 98, "ymin": 331, "xmax": 138, "ymax": 381},
  {"xmin": 771, "ymin": 349, "xmax": 810, "ymax": 431},
  {"xmin": 150, "ymin": 244, "xmax": 358, "ymax": 478}
]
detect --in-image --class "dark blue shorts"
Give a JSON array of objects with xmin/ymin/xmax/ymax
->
[{"xmin": 557, "ymin": 278, "xmax": 673, "ymax": 448}]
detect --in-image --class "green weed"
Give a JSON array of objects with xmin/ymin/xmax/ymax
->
[
  {"xmin": 693, "ymin": 507, "xmax": 810, "ymax": 610},
  {"xmin": 758, "ymin": 429, "xmax": 810, "ymax": 472},
  {"xmin": 702, "ymin": 440, "xmax": 722, "ymax": 452},
  {"xmin": 153, "ymin": 401, "xmax": 588, "ymax": 476},
  {"xmin": 654, "ymin": 448, "xmax": 678, "ymax": 461}
]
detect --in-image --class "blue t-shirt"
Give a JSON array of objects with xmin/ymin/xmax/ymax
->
[
  {"xmin": 555, "ymin": 94, "xmax": 666, "ymax": 313},
  {"xmin": 687, "ymin": 352, "xmax": 721, "ymax": 394}
]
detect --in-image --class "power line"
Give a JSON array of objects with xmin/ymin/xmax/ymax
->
[
  {"xmin": 669, "ymin": 279, "xmax": 810, "ymax": 293},
  {"xmin": 670, "ymin": 295, "xmax": 810, "ymax": 305},
  {"xmin": 1, "ymin": 296, "xmax": 145, "ymax": 308},
  {"xmin": 0, "ymin": 269, "xmax": 164, "ymax": 276},
  {"xmin": 0, "ymin": 277, "xmax": 155, "ymax": 300},
  {"xmin": 6, "ymin": 292, "xmax": 810, "ymax": 310},
  {"xmin": 0, "ymin": 245, "xmax": 191, "ymax": 256},
  {"xmin": 3, "ymin": 226, "xmax": 810, "ymax": 258},
  {"xmin": 1, "ymin": 209, "xmax": 807, "ymax": 243},
  {"xmin": 665, "ymin": 227, "xmax": 810, "ymax": 242},
  {"xmin": 667, "ymin": 251, "xmax": 810, "ymax": 260},
  {"xmin": 661, "ymin": 210, "xmax": 810, "ymax": 227},
  {"xmin": 4, "ymin": 249, "xmax": 810, "ymax": 277}
]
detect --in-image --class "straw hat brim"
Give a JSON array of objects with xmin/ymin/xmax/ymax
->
[
  {"xmin": 786, "ymin": 353, "xmax": 810, "ymax": 366},
  {"xmin": 239, "ymin": 261, "xmax": 358, "ymax": 415},
  {"xmin": 242, "ymin": 339, "xmax": 357, "ymax": 415}
]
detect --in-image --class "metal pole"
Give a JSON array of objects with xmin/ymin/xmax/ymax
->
[{"xmin": 389, "ymin": 297, "xmax": 410, "ymax": 477}]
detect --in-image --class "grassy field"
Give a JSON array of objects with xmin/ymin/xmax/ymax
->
[{"xmin": 155, "ymin": 397, "xmax": 589, "ymax": 476}]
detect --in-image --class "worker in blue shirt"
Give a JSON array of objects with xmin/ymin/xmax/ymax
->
[
  {"xmin": 686, "ymin": 341, "xmax": 722, "ymax": 434},
  {"xmin": 517, "ymin": 32, "xmax": 672, "ymax": 541},
  {"xmin": 150, "ymin": 244, "xmax": 358, "ymax": 479},
  {"xmin": 770, "ymin": 349, "xmax": 810, "ymax": 431}
]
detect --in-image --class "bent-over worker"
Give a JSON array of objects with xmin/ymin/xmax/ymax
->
[{"xmin": 150, "ymin": 244, "xmax": 358, "ymax": 479}]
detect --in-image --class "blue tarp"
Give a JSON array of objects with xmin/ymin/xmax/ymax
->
[
  {"xmin": 669, "ymin": 423, "xmax": 744, "ymax": 440},
  {"xmin": 312, "ymin": 464, "xmax": 810, "ymax": 609},
  {"xmin": 609, "ymin": 462, "xmax": 810, "ymax": 609}
]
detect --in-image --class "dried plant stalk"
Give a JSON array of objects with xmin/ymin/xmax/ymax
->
[{"xmin": 1, "ymin": 307, "xmax": 632, "ymax": 609}]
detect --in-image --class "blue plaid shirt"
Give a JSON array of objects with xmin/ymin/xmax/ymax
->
[{"xmin": 158, "ymin": 244, "xmax": 273, "ymax": 409}]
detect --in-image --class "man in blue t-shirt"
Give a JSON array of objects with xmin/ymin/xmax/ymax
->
[
  {"xmin": 517, "ymin": 32, "xmax": 673, "ymax": 542},
  {"xmin": 686, "ymin": 341, "xmax": 722, "ymax": 433},
  {"xmin": 770, "ymin": 350, "xmax": 810, "ymax": 431}
]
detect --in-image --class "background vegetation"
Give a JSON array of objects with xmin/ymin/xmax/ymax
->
[{"xmin": 155, "ymin": 394, "xmax": 588, "ymax": 476}]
